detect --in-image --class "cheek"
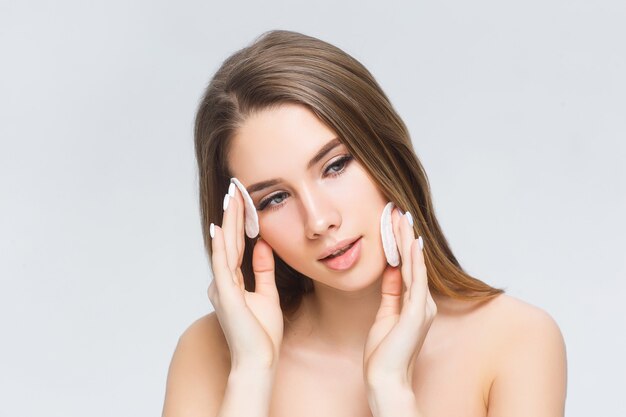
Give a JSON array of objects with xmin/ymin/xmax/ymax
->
[
  {"xmin": 258, "ymin": 209, "xmax": 301, "ymax": 254},
  {"xmin": 342, "ymin": 168, "xmax": 388, "ymax": 211}
]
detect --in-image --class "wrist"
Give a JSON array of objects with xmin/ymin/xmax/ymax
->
[
  {"xmin": 221, "ymin": 366, "xmax": 276, "ymax": 417},
  {"xmin": 230, "ymin": 353, "xmax": 278, "ymax": 375},
  {"xmin": 229, "ymin": 364, "xmax": 276, "ymax": 381},
  {"xmin": 227, "ymin": 367, "xmax": 276, "ymax": 399},
  {"xmin": 366, "ymin": 383, "xmax": 421, "ymax": 417}
]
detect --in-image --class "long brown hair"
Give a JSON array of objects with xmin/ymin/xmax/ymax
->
[{"xmin": 194, "ymin": 30, "xmax": 503, "ymax": 319}]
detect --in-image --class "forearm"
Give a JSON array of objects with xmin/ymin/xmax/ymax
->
[
  {"xmin": 217, "ymin": 367, "xmax": 276, "ymax": 417},
  {"xmin": 367, "ymin": 383, "xmax": 423, "ymax": 417}
]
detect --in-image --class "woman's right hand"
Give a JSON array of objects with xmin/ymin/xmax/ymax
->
[{"xmin": 208, "ymin": 183, "xmax": 284, "ymax": 372}]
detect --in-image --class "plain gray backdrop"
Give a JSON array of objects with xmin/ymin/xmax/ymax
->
[{"xmin": 1, "ymin": 0, "xmax": 624, "ymax": 416}]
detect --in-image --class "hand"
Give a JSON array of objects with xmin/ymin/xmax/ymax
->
[
  {"xmin": 363, "ymin": 208, "xmax": 437, "ymax": 389},
  {"xmin": 208, "ymin": 184, "xmax": 284, "ymax": 371}
]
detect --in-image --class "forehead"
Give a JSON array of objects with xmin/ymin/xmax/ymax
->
[{"xmin": 228, "ymin": 104, "xmax": 339, "ymax": 180}]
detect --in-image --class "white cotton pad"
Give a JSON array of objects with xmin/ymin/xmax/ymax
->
[
  {"xmin": 230, "ymin": 177, "xmax": 259, "ymax": 238},
  {"xmin": 380, "ymin": 202, "xmax": 400, "ymax": 267}
]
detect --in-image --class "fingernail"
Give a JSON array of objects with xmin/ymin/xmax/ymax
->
[
  {"xmin": 223, "ymin": 194, "xmax": 230, "ymax": 211},
  {"xmin": 210, "ymin": 223, "xmax": 215, "ymax": 238},
  {"xmin": 405, "ymin": 211, "xmax": 414, "ymax": 226},
  {"xmin": 418, "ymin": 235, "xmax": 423, "ymax": 250},
  {"xmin": 228, "ymin": 182, "xmax": 235, "ymax": 197}
]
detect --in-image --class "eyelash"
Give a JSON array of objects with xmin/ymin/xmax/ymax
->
[{"xmin": 257, "ymin": 154, "xmax": 354, "ymax": 212}]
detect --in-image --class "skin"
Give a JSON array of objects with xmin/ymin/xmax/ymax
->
[
  {"xmin": 162, "ymin": 103, "xmax": 567, "ymax": 417},
  {"xmin": 228, "ymin": 103, "xmax": 416, "ymax": 359}
]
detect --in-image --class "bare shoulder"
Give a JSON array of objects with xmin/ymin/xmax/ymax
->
[
  {"xmin": 179, "ymin": 311, "xmax": 230, "ymax": 357},
  {"xmin": 472, "ymin": 293, "xmax": 566, "ymax": 364},
  {"xmin": 479, "ymin": 293, "xmax": 563, "ymax": 329},
  {"xmin": 479, "ymin": 294, "xmax": 566, "ymax": 348},
  {"xmin": 477, "ymin": 294, "xmax": 568, "ymax": 416},
  {"xmin": 162, "ymin": 312, "xmax": 231, "ymax": 417},
  {"xmin": 435, "ymin": 292, "xmax": 566, "ymax": 368}
]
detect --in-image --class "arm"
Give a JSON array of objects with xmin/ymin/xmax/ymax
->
[
  {"xmin": 363, "ymin": 209, "xmax": 431, "ymax": 417},
  {"xmin": 366, "ymin": 297, "xmax": 567, "ymax": 417},
  {"xmin": 161, "ymin": 313, "xmax": 276, "ymax": 417},
  {"xmin": 367, "ymin": 381, "xmax": 423, "ymax": 417},
  {"xmin": 219, "ymin": 368, "xmax": 276, "ymax": 417},
  {"xmin": 486, "ymin": 308, "xmax": 568, "ymax": 417},
  {"xmin": 162, "ymin": 186, "xmax": 283, "ymax": 416}
]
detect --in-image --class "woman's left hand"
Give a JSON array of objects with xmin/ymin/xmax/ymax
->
[{"xmin": 363, "ymin": 207, "xmax": 437, "ymax": 390}]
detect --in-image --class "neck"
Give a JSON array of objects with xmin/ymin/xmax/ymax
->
[{"xmin": 290, "ymin": 277, "xmax": 383, "ymax": 359}]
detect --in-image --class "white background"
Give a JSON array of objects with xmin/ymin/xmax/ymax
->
[{"xmin": 1, "ymin": 1, "xmax": 624, "ymax": 416}]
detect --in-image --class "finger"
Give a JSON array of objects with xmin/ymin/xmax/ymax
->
[
  {"xmin": 409, "ymin": 237, "xmax": 428, "ymax": 303},
  {"xmin": 426, "ymin": 290, "xmax": 438, "ymax": 317},
  {"xmin": 251, "ymin": 237, "xmax": 279, "ymax": 301},
  {"xmin": 398, "ymin": 212, "xmax": 416, "ymax": 292},
  {"xmin": 207, "ymin": 278, "xmax": 219, "ymax": 309},
  {"xmin": 376, "ymin": 265, "xmax": 403, "ymax": 320},
  {"xmin": 390, "ymin": 207, "xmax": 410, "ymax": 293},
  {"xmin": 391, "ymin": 207, "xmax": 406, "ymax": 287},
  {"xmin": 210, "ymin": 224, "xmax": 244, "ymax": 310},
  {"xmin": 230, "ymin": 181, "xmax": 245, "ymax": 266},
  {"xmin": 229, "ymin": 182, "xmax": 246, "ymax": 290},
  {"xmin": 390, "ymin": 207, "xmax": 404, "ymax": 261},
  {"xmin": 221, "ymin": 191, "xmax": 240, "ymax": 278}
]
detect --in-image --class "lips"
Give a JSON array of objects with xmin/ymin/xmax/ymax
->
[
  {"xmin": 323, "ymin": 241, "xmax": 356, "ymax": 259},
  {"xmin": 318, "ymin": 237, "xmax": 362, "ymax": 271},
  {"xmin": 317, "ymin": 237, "xmax": 361, "ymax": 261}
]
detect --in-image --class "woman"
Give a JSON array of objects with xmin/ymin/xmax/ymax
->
[{"xmin": 162, "ymin": 30, "xmax": 567, "ymax": 417}]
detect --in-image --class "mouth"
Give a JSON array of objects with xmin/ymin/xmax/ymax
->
[
  {"xmin": 318, "ymin": 237, "xmax": 361, "ymax": 260},
  {"xmin": 318, "ymin": 237, "xmax": 362, "ymax": 271}
]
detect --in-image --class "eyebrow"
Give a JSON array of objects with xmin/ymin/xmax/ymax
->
[{"xmin": 246, "ymin": 137, "xmax": 342, "ymax": 195}]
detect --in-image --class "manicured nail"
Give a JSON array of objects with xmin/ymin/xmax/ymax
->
[
  {"xmin": 418, "ymin": 235, "xmax": 423, "ymax": 250},
  {"xmin": 223, "ymin": 194, "xmax": 230, "ymax": 211},
  {"xmin": 228, "ymin": 182, "xmax": 235, "ymax": 198},
  {"xmin": 405, "ymin": 211, "xmax": 414, "ymax": 226},
  {"xmin": 210, "ymin": 223, "xmax": 215, "ymax": 238}
]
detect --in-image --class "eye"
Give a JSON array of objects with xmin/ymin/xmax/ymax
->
[
  {"xmin": 257, "ymin": 154, "xmax": 354, "ymax": 212},
  {"xmin": 324, "ymin": 154, "xmax": 353, "ymax": 177},
  {"xmin": 257, "ymin": 192, "xmax": 288, "ymax": 211}
]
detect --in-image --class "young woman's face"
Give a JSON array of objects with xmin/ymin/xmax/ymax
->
[{"xmin": 228, "ymin": 103, "xmax": 389, "ymax": 291}]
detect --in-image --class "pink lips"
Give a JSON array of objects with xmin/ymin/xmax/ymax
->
[{"xmin": 318, "ymin": 237, "xmax": 362, "ymax": 271}]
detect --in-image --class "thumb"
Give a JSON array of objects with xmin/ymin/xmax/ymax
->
[
  {"xmin": 252, "ymin": 237, "xmax": 279, "ymax": 300},
  {"xmin": 376, "ymin": 265, "xmax": 403, "ymax": 320}
]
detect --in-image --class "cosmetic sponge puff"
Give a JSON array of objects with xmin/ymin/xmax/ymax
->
[
  {"xmin": 380, "ymin": 202, "xmax": 400, "ymax": 267},
  {"xmin": 230, "ymin": 177, "xmax": 260, "ymax": 238}
]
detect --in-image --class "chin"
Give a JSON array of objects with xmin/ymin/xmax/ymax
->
[{"xmin": 319, "ymin": 272, "xmax": 383, "ymax": 294}]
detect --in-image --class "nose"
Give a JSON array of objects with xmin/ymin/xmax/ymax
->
[{"xmin": 299, "ymin": 183, "xmax": 342, "ymax": 239}]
